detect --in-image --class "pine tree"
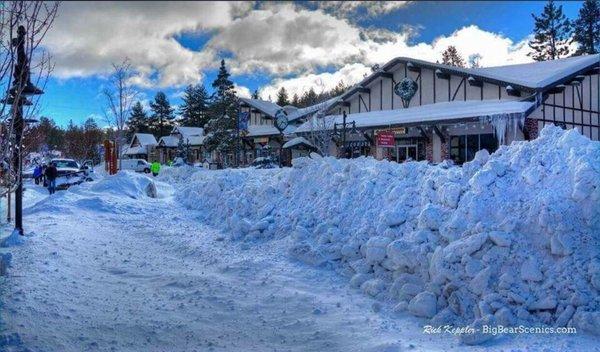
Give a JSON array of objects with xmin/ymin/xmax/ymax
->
[
  {"xmin": 149, "ymin": 92, "xmax": 175, "ymax": 138},
  {"xmin": 276, "ymin": 87, "xmax": 289, "ymax": 106},
  {"xmin": 528, "ymin": 0, "xmax": 572, "ymax": 61},
  {"xmin": 204, "ymin": 59, "xmax": 239, "ymax": 156},
  {"xmin": 573, "ymin": 0, "xmax": 600, "ymax": 55},
  {"xmin": 179, "ymin": 84, "xmax": 210, "ymax": 128},
  {"xmin": 251, "ymin": 89, "xmax": 259, "ymax": 99},
  {"xmin": 127, "ymin": 101, "xmax": 149, "ymax": 139},
  {"xmin": 176, "ymin": 136, "xmax": 192, "ymax": 163},
  {"xmin": 291, "ymin": 93, "xmax": 299, "ymax": 107},
  {"xmin": 468, "ymin": 53, "xmax": 482, "ymax": 68},
  {"xmin": 441, "ymin": 46, "xmax": 466, "ymax": 67}
]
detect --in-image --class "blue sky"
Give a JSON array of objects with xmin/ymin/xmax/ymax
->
[{"xmin": 39, "ymin": 1, "xmax": 584, "ymax": 127}]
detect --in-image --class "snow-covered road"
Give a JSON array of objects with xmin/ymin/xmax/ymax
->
[
  {"xmin": 1, "ymin": 174, "xmax": 597, "ymax": 351},
  {"xmin": 0, "ymin": 178, "xmax": 430, "ymax": 352}
]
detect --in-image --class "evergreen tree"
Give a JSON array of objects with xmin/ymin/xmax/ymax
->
[
  {"xmin": 468, "ymin": 53, "xmax": 482, "ymax": 68},
  {"xmin": 276, "ymin": 87, "xmax": 289, "ymax": 106},
  {"xmin": 441, "ymin": 46, "xmax": 466, "ymax": 67},
  {"xmin": 149, "ymin": 92, "xmax": 175, "ymax": 138},
  {"xmin": 573, "ymin": 0, "xmax": 600, "ymax": 55},
  {"xmin": 176, "ymin": 137, "xmax": 192, "ymax": 163},
  {"xmin": 204, "ymin": 59, "xmax": 239, "ymax": 157},
  {"xmin": 528, "ymin": 0, "xmax": 572, "ymax": 61},
  {"xmin": 179, "ymin": 84, "xmax": 210, "ymax": 128},
  {"xmin": 291, "ymin": 93, "xmax": 299, "ymax": 107},
  {"xmin": 251, "ymin": 89, "xmax": 259, "ymax": 99},
  {"xmin": 127, "ymin": 101, "xmax": 149, "ymax": 139}
]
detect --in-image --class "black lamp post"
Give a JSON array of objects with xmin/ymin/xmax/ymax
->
[{"xmin": 3, "ymin": 25, "xmax": 44, "ymax": 235}]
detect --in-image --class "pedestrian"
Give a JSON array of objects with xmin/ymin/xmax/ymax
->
[
  {"xmin": 150, "ymin": 161, "xmax": 160, "ymax": 177},
  {"xmin": 44, "ymin": 162, "xmax": 58, "ymax": 195},
  {"xmin": 41, "ymin": 164, "xmax": 48, "ymax": 187},
  {"xmin": 33, "ymin": 164, "xmax": 42, "ymax": 185}
]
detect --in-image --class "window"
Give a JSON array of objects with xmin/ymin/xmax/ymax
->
[{"xmin": 450, "ymin": 133, "xmax": 498, "ymax": 164}]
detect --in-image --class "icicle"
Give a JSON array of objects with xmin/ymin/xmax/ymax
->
[{"xmin": 480, "ymin": 112, "xmax": 526, "ymax": 145}]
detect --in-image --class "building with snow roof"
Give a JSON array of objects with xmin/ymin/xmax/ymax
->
[
  {"xmin": 123, "ymin": 133, "xmax": 158, "ymax": 161},
  {"xmin": 295, "ymin": 54, "xmax": 599, "ymax": 164},
  {"xmin": 156, "ymin": 126, "xmax": 206, "ymax": 164}
]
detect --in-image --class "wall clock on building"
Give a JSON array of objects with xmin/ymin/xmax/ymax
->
[
  {"xmin": 274, "ymin": 109, "xmax": 289, "ymax": 132},
  {"xmin": 394, "ymin": 78, "xmax": 418, "ymax": 108}
]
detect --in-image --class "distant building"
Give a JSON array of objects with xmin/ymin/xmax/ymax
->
[
  {"xmin": 123, "ymin": 133, "xmax": 158, "ymax": 161},
  {"xmin": 156, "ymin": 126, "xmax": 205, "ymax": 164}
]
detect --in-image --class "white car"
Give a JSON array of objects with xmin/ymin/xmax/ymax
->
[{"xmin": 119, "ymin": 159, "xmax": 151, "ymax": 173}]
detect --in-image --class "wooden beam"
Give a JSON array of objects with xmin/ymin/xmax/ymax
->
[
  {"xmin": 467, "ymin": 76, "xmax": 483, "ymax": 87},
  {"xmin": 547, "ymin": 84, "xmax": 566, "ymax": 94},
  {"xmin": 357, "ymin": 87, "xmax": 370, "ymax": 93},
  {"xmin": 506, "ymin": 85, "xmax": 521, "ymax": 97},
  {"xmin": 435, "ymin": 69, "xmax": 450, "ymax": 80},
  {"xmin": 407, "ymin": 62, "xmax": 421, "ymax": 73},
  {"xmin": 417, "ymin": 126, "xmax": 430, "ymax": 142},
  {"xmin": 380, "ymin": 72, "xmax": 394, "ymax": 79}
]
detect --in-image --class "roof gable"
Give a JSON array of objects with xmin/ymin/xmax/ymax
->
[{"xmin": 240, "ymin": 98, "xmax": 282, "ymax": 117}]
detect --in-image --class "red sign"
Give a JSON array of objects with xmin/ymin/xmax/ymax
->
[{"xmin": 376, "ymin": 131, "xmax": 395, "ymax": 147}]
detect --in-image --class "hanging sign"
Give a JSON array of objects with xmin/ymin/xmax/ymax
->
[
  {"xmin": 274, "ymin": 109, "xmax": 289, "ymax": 132},
  {"xmin": 394, "ymin": 78, "xmax": 418, "ymax": 108},
  {"xmin": 254, "ymin": 137, "xmax": 269, "ymax": 144},
  {"xmin": 238, "ymin": 111, "xmax": 249, "ymax": 133},
  {"xmin": 376, "ymin": 131, "xmax": 395, "ymax": 147}
]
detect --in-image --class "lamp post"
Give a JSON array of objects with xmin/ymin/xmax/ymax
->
[
  {"xmin": 3, "ymin": 25, "xmax": 43, "ymax": 235},
  {"xmin": 274, "ymin": 109, "xmax": 289, "ymax": 167}
]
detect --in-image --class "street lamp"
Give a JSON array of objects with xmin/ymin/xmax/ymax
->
[{"xmin": 2, "ymin": 25, "xmax": 44, "ymax": 235}]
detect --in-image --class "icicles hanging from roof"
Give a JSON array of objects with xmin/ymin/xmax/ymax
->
[{"xmin": 480, "ymin": 112, "xmax": 525, "ymax": 145}]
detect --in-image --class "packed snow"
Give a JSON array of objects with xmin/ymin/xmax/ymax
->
[
  {"xmin": 0, "ymin": 125, "xmax": 599, "ymax": 351},
  {"xmin": 172, "ymin": 125, "xmax": 600, "ymax": 345}
]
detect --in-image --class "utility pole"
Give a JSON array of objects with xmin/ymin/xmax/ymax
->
[{"xmin": 3, "ymin": 25, "xmax": 43, "ymax": 235}]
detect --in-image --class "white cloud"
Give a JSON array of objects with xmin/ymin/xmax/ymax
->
[
  {"xmin": 311, "ymin": 1, "xmax": 412, "ymax": 18},
  {"xmin": 260, "ymin": 63, "xmax": 371, "ymax": 100},
  {"xmin": 45, "ymin": 1, "xmax": 241, "ymax": 87},
  {"xmin": 234, "ymin": 84, "xmax": 252, "ymax": 99},
  {"xmin": 259, "ymin": 25, "xmax": 532, "ymax": 100},
  {"xmin": 44, "ymin": 2, "xmax": 533, "ymax": 98}
]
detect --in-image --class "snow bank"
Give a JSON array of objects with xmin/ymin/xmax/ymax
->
[
  {"xmin": 176, "ymin": 126, "xmax": 600, "ymax": 342},
  {"xmin": 90, "ymin": 171, "xmax": 157, "ymax": 199}
]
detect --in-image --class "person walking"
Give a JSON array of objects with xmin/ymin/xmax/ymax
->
[
  {"xmin": 150, "ymin": 161, "xmax": 160, "ymax": 177},
  {"xmin": 33, "ymin": 165, "xmax": 42, "ymax": 185},
  {"xmin": 44, "ymin": 162, "xmax": 58, "ymax": 195}
]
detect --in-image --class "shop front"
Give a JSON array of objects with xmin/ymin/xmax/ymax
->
[{"xmin": 375, "ymin": 127, "xmax": 427, "ymax": 163}]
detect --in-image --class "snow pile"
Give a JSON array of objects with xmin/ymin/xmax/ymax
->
[
  {"xmin": 176, "ymin": 126, "xmax": 600, "ymax": 343},
  {"xmin": 90, "ymin": 171, "xmax": 157, "ymax": 199}
]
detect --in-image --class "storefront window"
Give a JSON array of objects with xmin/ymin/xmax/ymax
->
[{"xmin": 450, "ymin": 133, "xmax": 498, "ymax": 164}]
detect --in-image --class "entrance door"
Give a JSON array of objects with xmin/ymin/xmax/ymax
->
[{"xmin": 396, "ymin": 145, "xmax": 417, "ymax": 162}]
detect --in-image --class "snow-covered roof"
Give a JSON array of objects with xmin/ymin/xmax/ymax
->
[
  {"xmin": 123, "ymin": 146, "xmax": 147, "ymax": 155},
  {"xmin": 287, "ymin": 96, "xmax": 343, "ymax": 122},
  {"xmin": 158, "ymin": 134, "xmax": 205, "ymax": 147},
  {"xmin": 173, "ymin": 126, "xmax": 204, "ymax": 138},
  {"xmin": 247, "ymin": 124, "xmax": 297, "ymax": 137},
  {"xmin": 295, "ymin": 99, "xmax": 534, "ymax": 133},
  {"xmin": 131, "ymin": 133, "xmax": 157, "ymax": 147},
  {"xmin": 240, "ymin": 98, "xmax": 282, "ymax": 118},
  {"xmin": 470, "ymin": 55, "xmax": 599, "ymax": 89},
  {"xmin": 349, "ymin": 55, "xmax": 599, "ymax": 99},
  {"xmin": 282, "ymin": 137, "xmax": 315, "ymax": 149},
  {"xmin": 158, "ymin": 136, "xmax": 179, "ymax": 148}
]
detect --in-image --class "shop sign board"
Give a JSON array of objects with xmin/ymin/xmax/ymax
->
[{"xmin": 376, "ymin": 131, "xmax": 395, "ymax": 147}]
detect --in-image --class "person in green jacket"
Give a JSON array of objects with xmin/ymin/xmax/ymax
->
[{"xmin": 150, "ymin": 161, "xmax": 161, "ymax": 177}]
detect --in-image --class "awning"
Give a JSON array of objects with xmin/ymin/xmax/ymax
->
[
  {"xmin": 282, "ymin": 137, "xmax": 315, "ymax": 149},
  {"xmin": 295, "ymin": 99, "xmax": 535, "ymax": 133}
]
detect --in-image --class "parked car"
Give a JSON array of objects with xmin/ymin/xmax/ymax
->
[
  {"xmin": 50, "ymin": 158, "xmax": 93, "ymax": 190},
  {"xmin": 51, "ymin": 158, "xmax": 82, "ymax": 177},
  {"xmin": 119, "ymin": 159, "xmax": 151, "ymax": 173}
]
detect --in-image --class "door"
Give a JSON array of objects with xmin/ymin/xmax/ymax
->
[{"xmin": 396, "ymin": 145, "xmax": 418, "ymax": 162}]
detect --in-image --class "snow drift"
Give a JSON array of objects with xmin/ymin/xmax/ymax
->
[{"xmin": 174, "ymin": 126, "xmax": 600, "ymax": 343}]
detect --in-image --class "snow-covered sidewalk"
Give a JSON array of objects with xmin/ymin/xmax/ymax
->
[{"xmin": 0, "ymin": 177, "xmax": 431, "ymax": 352}]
